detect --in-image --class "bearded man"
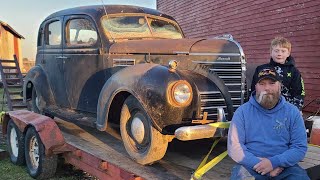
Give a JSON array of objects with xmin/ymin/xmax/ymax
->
[{"xmin": 227, "ymin": 65, "xmax": 309, "ymax": 180}]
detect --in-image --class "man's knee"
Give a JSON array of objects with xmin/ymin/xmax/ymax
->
[
  {"xmin": 280, "ymin": 165, "xmax": 310, "ymax": 180},
  {"xmin": 230, "ymin": 165, "xmax": 255, "ymax": 180}
]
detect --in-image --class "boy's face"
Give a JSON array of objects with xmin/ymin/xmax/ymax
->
[{"xmin": 271, "ymin": 45, "xmax": 290, "ymax": 64}]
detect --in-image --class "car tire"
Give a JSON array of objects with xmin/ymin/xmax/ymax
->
[
  {"xmin": 6, "ymin": 119, "xmax": 25, "ymax": 165},
  {"xmin": 25, "ymin": 127, "xmax": 58, "ymax": 179},
  {"xmin": 120, "ymin": 95, "xmax": 168, "ymax": 165},
  {"xmin": 31, "ymin": 88, "xmax": 40, "ymax": 113},
  {"xmin": 31, "ymin": 88, "xmax": 54, "ymax": 119}
]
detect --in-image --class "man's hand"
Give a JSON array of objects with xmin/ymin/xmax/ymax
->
[
  {"xmin": 269, "ymin": 167, "xmax": 284, "ymax": 177},
  {"xmin": 253, "ymin": 158, "xmax": 273, "ymax": 175}
]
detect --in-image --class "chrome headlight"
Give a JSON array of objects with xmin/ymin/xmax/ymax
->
[{"xmin": 169, "ymin": 81, "xmax": 192, "ymax": 106}]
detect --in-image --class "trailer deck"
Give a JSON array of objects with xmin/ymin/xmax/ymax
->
[
  {"xmin": 2, "ymin": 110, "xmax": 320, "ymax": 179},
  {"xmin": 54, "ymin": 118, "xmax": 320, "ymax": 180},
  {"xmin": 55, "ymin": 118, "xmax": 233, "ymax": 180}
]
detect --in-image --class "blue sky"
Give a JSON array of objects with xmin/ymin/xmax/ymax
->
[{"xmin": 0, "ymin": 0, "xmax": 156, "ymax": 59}]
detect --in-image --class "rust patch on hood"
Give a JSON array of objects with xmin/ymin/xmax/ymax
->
[
  {"xmin": 109, "ymin": 38, "xmax": 204, "ymax": 54},
  {"xmin": 109, "ymin": 38, "xmax": 240, "ymax": 55}
]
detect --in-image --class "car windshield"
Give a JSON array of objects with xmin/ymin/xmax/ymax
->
[{"xmin": 101, "ymin": 15, "xmax": 183, "ymax": 40}]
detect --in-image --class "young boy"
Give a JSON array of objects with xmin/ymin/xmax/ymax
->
[{"xmin": 251, "ymin": 36, "xmax": 305, "ymax": 110}]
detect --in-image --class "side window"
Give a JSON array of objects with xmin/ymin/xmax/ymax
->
[
  {"xmin": 66, "ymin": 18, "xmax": 97, "ymax": 46},
  {"xmin": 45, "ymin": 21, "xmax": 61, "ymax": 46}
]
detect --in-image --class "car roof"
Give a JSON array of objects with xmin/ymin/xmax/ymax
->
[{"xmin": 45, "ymin": 5, "xmax": 176, "ymax": 21}]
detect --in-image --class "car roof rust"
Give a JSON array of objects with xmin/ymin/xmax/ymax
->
[{"xmin": 45, "ymin": 5, "xmax": 176, "ymax": 21}]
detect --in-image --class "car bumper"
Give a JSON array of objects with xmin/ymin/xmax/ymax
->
[
  {"xmin": 174, "ymin": 122, "xmax": 230, "ymax": 141},
  {"xmin": 174, "ymin": 107, "xmax": 230, "ymax": 141}
]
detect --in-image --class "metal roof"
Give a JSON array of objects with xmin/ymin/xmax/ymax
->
[
  {"xmin": 0, "ymin": 20, "xmax": 24, "ymax": 39},
  {"xmin": 45, "ymin": 5, "xmax": 175, "ymax": 22}
]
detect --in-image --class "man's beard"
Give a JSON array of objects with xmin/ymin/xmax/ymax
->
[{"xmin": 256, "ymin": 91, "xmax": 280, "ymax": 109}]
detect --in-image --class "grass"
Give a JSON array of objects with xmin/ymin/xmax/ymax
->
[
  {"xmin": 0, "ymin": 87, "xmax": 93, "ymax": 180},
  {"xmin": 0, "ymin": 159, "xmax": 35, "ymax": 180},
  {"xmin": 0, "ymin": 157, "xmax": 87, "ymax": 180},
  {"xmin": 0, "ymin": 88, "xmax": 9, "ymax": 112}
]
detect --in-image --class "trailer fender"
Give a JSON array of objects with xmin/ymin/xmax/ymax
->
[
  {"xmin": 2, "ymin": 110, "xmax": 65, "ymax": 155},
  {"xmin": 23, "ymin": 65, "xmax": 55, "ymax": 106}
]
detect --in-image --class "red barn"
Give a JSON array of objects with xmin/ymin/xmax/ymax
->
[{"xmin": 157, "ymin": 0, "xmax": 320, "ymax": 113}]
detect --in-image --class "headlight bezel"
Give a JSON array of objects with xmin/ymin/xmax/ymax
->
[{"xmin": 168, "ymin": 80, "xmax": 193, "ymax": 107}]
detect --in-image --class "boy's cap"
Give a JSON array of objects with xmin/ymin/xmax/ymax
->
[{"xmin": 256, "ymin": 65, "xmax": 280, "ymax": 82}]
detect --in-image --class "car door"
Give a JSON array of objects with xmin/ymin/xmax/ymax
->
[
  {"xmin": 62, "ymin": 15, "xmax": 105, "ymax": 112},
  {"xmin": 41, "ymin": 17, "xmax": 70, "ymax": 108}
]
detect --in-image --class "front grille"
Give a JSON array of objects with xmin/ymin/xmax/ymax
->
[{"xmin": 198, "ymin": 61, "xmax": 245, "ymax": 120}]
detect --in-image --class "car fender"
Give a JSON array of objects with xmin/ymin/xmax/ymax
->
[
  {"xmin": 23, "ymin": 65, "xmax": 55, "ymax": 106},
  {"xmin": 96, "ymin": 63, "xmax": 184, "ymax": 132},
  {"xmin": 96, "ymin": 63, "xmax": 233, "ymax": 133}
]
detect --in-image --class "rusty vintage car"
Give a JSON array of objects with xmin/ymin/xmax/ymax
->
[{"xmin": 23, "ymin": 5, "xmax": 247, "ymax": 165}]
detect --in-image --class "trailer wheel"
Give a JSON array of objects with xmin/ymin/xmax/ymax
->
[
  {"xmin": 120, "ymin": 95, "xmax": 168, "ymax": 165},
  {"xmin": 6, "ymin": 119, "xmax": 25, "ymax": 165},
  {"xmin": 25, "ymin": 127, "xmax": 57, "ymax": 179}
]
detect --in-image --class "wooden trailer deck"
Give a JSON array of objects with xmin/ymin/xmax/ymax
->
[{"xmin": 55, "ymin": 118, "xmax": 320, "ymax": 180}]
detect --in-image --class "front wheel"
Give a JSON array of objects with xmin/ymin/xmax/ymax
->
[
  {"xmin": 25, "ymin": 127, "xmax": 58, "ymax": 179},
  {"xmin": 120, "ymin": 95, "xmax": 168, "ymax": 165},
  {"xmin": 6, "ymin": 119, "xmax": 25, "ymax": 165}
]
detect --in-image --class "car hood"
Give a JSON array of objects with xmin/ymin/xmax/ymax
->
[{"xmin": 109, "ymin": 38, "xmax": 241, "ymax": 54}]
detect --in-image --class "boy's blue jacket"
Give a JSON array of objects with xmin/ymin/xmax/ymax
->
[{"xmin": 227, "ymin": 93, "xmax": 307, "ymax": 169}]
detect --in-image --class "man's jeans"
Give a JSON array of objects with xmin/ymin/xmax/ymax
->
[{"xmin": 230, "ymin": 164, "xmax": 310, "ymax": 180}]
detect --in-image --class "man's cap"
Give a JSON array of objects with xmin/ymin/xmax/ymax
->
[{"xmin": 256, "ymin": 65, "xmax": 280, "ymax": 82}]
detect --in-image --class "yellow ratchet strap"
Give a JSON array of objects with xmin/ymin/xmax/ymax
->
[
  {"xmin": 208, "ymin": 121, "xmax": 230, "ymax": 128},
  {"xmin": 308, "ymin": 143, "xmax": 320, "ymax": 148},
  {"xmin": 0, "ymin": 111, "xmax": 5, "ymax": 124},
  {"xmin": 191, "ymin": 122, "xmax": 230, "ymax": 180}
]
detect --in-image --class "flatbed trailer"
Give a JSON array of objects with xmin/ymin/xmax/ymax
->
[{"xmin": 2, "ymin": 110, "xmax": 320, "ymax": 179}]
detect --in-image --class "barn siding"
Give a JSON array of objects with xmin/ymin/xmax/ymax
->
[
  {"xmin": 0, "ymin": 21, "xmax": 24, "ymax": 69},
  {"xmin": 157, "ymin": 0, "xmax": 320, "ymax": 113}
]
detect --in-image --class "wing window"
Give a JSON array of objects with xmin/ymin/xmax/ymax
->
[{"xmin": 45, "ymin": 21, "xmax": 61, "ymax": 46}]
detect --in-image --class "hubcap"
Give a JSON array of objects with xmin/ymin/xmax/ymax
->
[
  {"xmin": 29, "ymin": 136, "xmax": 39, "ymax": 168},
  {"xmin": 131, "ymin": 116, "xmax": 145, "ymax": 144},
  {"xmin": 10, "ymin": 128, "xmax": 19, "ymax": 157}
]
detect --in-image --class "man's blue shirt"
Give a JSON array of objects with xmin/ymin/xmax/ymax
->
[{"xmin": 227, "ymin": 93, "xmax": 307, "ymax": 169}]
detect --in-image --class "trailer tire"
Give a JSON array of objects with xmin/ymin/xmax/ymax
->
[
  {"xmin": 6, "ymin": 119, "xmax": 25, "ymax": 165},
  {"xmin": 25, "ymin": 127, "xmax": 58, "ymax": 179},
  {"xmin": 120, "ymin": 95, "xmax": 168, "ymax": 165}
]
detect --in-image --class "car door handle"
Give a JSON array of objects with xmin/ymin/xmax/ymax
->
[{"xmin": 55, "ymin": 56, "xmax": 69, "ymax": 59}]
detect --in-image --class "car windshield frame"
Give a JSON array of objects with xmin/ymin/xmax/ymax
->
[{"xmin": 101, "ymin": 13, "xmax": 184, "ymax": 40}]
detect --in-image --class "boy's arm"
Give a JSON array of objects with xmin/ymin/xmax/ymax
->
[
  {"xmin": 289, "ymin": 68, "xmax": 305, "ymax": 110},
  {"xmin": 227, "ymin": 110, "xmax": 261, "ymax": 169},
  {"xmin": 268, "ymin": 111, "xmax": 308, "ymax": 168}
]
